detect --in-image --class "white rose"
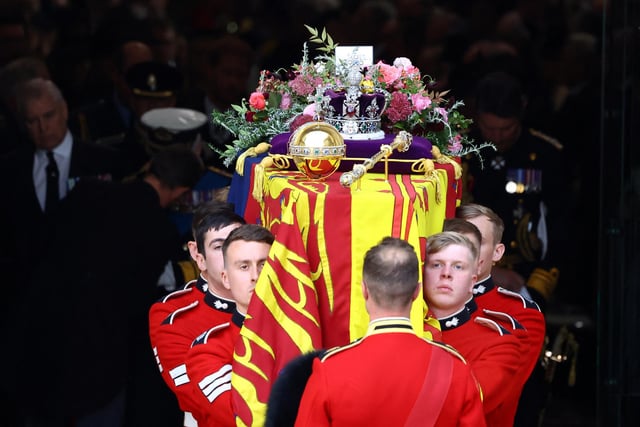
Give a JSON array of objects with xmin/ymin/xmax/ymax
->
[{"xmin": 393, "ymin": 57, "xmax": 413, "ymax": 70}]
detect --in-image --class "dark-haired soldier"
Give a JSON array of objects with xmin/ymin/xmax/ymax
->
[{"xmin": 150, "ymin": 201, "xmax": 245, "ymax": 426}]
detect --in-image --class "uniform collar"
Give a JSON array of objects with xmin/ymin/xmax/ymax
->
[
  {"xmin": 438, "ymin": 303, "xmax": 473, "ymax": 331},
  {"xmin": 367, "ymin": 317, "xmax": 415, "ymax": 336},
  {"xmin": 473, "ymin": 276, "xmax": 495, "ymax": 296},
  {"xmin": 232, "ymin": 310, "xmax": 245, "ymax": 328},
  {"xmin": 465, "ymin": 297, "xmax": 478, "ymax": 314},
  {"xmin": 195, "ymin": 275, "xmax": 208, "ymax": 293},
  {"xmin": 204, "ymin": 289, "xmax": 235, "ymax": 313}
]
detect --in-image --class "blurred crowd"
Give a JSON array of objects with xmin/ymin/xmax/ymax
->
[
  {"xmin": 4, "ymin": 0, "xmax": 603, "ymax": 309},
  {"xmin": 0, "ymin": 0, "xmax": 606, "ymax": 425}
]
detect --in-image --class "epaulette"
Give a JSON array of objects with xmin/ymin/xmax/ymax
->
[
  {"xmin": 497, "ymin": 287, "xmax": 541, "ymax": 311},
  {"xmin": 482, "ymin": 309, "xmax": 525, "ymax": 331},
  {"xmin": 157, "ymin": 286, "xmax": 194, "ymax": 304},
  {"xmin": 162, "ymin": 300, "xmax": 199, "ymax": 325},
  {"xmin": 423, "ymin": 339, "xmax": 469, "ymax": 365},
  {"xmin": 474, "ymin": 317, "xmax": 511, "ymax": 336},
  {"xmin": 319, "ymin": 340, "xmax": 363, "ymax": 362},
  {"xmin": 528, "ymin": 128, "xmax": 564, "ymax": 151},
  {"xmin": 191, "ymin": 322, "xmax": 231, "ymax": 347}
]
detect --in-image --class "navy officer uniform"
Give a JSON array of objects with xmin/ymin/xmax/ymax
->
[{"xmin": 464, "ymin": 71, "xmax": 569, "ymax": 306}]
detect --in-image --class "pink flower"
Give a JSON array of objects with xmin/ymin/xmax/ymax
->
[
  {"xmin": 411, "ymin": 93, "xmax": 432, "ymax": 113},
  {"xmin": 448, "ymin": 134, "xmax": 463, "ymax": 153},
  {"xmin": 386, "ymin": 91, "xmax": 412, "ymax": 123},
  {"xmin": 434, "ymin": 107, "xmax": 448, "ymax": 122},
  {"xmin": 249, "ymin": 92, "xmax": 266, "ymax": 110},
  {"xmin": 376, "ymin": 62, "xmax": 402, "ymax": 86},
  {"xmin": 303, "ymin": 103, "xmax": 317, "ymax": 117},
  {"xmin": 288, "ymin": 74, "xmax": 322, "ymax": 97},
  {"xmin": 280, "ymin": 93, "xmax": 292, "ymax": 110}
]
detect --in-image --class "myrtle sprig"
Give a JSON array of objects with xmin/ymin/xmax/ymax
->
[{"xmin": 304, "ymin": 25, "xmax": 338, "ymax": 53}]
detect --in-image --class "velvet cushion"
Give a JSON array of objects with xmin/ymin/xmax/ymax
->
[{"xmin": 269, "ymin": 132, "xmax": 433, "ymax": 174}]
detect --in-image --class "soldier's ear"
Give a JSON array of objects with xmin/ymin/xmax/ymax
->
[
  {"xmin": 187, "ymin": 240, "xmax": 198, "ymax": 261},
  {"xmin": 194, "ymin": 250, "xmax": 207, "ymax": 272},
  {"xmin": 361, "ymin": 281, "xmax": 369, "ymax": 301},
  {"xmin": 492, "ymin": 242, "xmax": 506, "ymax": 263},
  {"xmin": 221, "ymin": 269, "xmax": 231, "ymax": 291}
]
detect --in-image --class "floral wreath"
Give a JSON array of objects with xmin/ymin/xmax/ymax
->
[{"xmin": 211, "ymin": 26, "xmax": 494, "ymax": 168}]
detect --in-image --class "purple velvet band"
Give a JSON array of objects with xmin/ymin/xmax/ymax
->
[
  {"xmin": 324, "ymin": 89, "xmax": 386, "ymax": 118},
  {"xmin": 269, "ymin": 132, "xmax": 433, "ymax": 174}
]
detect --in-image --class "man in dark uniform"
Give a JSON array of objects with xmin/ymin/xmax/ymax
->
[
  {"xmin": 465, "ymin": 71, "xmax": 567, "ymax": 307},
  {"xmin": 118, "ymin": 60, "xmax": 184, "ymax": 177}
]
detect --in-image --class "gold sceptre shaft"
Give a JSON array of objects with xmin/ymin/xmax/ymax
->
[{"xmin": 339, "ymin": 131, "xmax": 413, "ymax": 188}]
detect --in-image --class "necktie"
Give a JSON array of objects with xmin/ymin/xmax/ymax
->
[{"xmin": 45, "ymin": 151, "xmax": 59, "ymax": 213}]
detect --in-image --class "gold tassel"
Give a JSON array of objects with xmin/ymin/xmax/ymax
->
[
  {"xmin": 235, "ymin": 142, "xmax": 272, "ymax": 176},
  {"xmin": 413, "ymin": 159, "xmax": 443, "ymax": 204},
  {"xmin": 431, "ymin": 146, "xmax": 462, "ymax": 179},
  {"xmin": 251, "ymin": 156, "xmax": 274, "ymax": 203}
]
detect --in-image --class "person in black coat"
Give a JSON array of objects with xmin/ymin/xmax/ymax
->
[
  {"xmin": 0, "ymin": 77, "xmax": 124, "ymax": 299},
  {"xmin": 2, "ymin": 146, "xmax": 203, "ymax": 427}
]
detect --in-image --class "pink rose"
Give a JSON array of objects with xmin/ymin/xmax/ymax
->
[
  {"xmin": 249, "ymin": 92, "xmax": 266, "ymax": 110},
  {"xmin": 376, "ymin": 62, "xmax": 402, "ymax": 86},
  {"xmin": 411, "ymin": 93, "xmax": 432, "ymax": 113}
]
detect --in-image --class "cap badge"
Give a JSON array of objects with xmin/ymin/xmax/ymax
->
[{"xmin": 147, "ymin": 73, "xmax": 157, "ymax": 91}]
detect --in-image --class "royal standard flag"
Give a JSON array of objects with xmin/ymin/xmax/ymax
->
[{"xmin": 232, "ymin": 166, "xmax": 458, "ymax": 426}]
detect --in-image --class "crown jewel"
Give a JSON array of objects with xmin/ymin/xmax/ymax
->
[{"xmin": 314, "ymin": 47, "xmax": 388, "ymax": 140}]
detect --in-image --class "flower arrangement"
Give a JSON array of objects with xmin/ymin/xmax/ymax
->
[{"xmin": 211, "ymin": 26, "xmax": 493, "ymax": 167}]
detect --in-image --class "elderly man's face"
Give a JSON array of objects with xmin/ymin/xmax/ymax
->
[{"xmin": 23, "ymin": 93, "xmax": 68, "ymax": 151}]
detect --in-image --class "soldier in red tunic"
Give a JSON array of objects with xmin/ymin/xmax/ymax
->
[
  {"xmin": 148, "ymin": 201, "xmax": 245, "ymax": 425},
  {"xmin": 424, "ymin": 231, "xmax": 526, "ymax": 426},
  {"xmin": 455, "ymin": 204, "xmax": 547, "ymax": 424},
  {"xmin": 185, "ymin": 224, "xmax": 274, "ymax": 426},
  {"xmin": 293, "ymin": 237, "xmax": 486, "ymax": 427}
]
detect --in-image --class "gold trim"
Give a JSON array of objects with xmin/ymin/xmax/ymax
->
[{"xmin": 132, "ymin": 88, "xmax": 174, "ymax": 98}]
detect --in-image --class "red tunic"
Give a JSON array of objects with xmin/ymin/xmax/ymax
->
[
  {"xmin": 151, "ymin": 277, "xmax": 235, "ymax": 415},
  {"xmin": 467, "ymin": 276, "xmax": 546, "ymax": 424},
  {"xmin": 439, "ymin": 306, "xmax": 523, "ymax": 427},
  {"xmin": 294, "ymin": 318, "xmax": 486, "ymax": 427},
  {"xmin": 468, "ymin": 276, "xmax": 545, "ymax": 377},
  {"xmin": 185, "ymin": 311, "xmax": 244, "ymax": 427},
  {"xmin": 149, "ymin": 276, "xmax": 207, "ymax": 348}
]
